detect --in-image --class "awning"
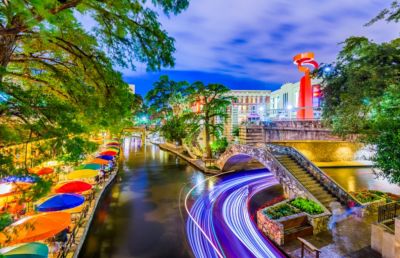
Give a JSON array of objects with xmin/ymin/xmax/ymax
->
[
  {"xmin": 36, "ymin": 194, "xmax": 85, "ymax": 212},
  {"xmin": 0, "ymin": 242, "xmax": 49, "ymax": 258},
  {"xmin": 55, "ymin": 181, "xmax": 92, "ymax": 194},
  {"xmin": 66, "ymin": 169, "xmax": 98, "ymax": 180},
  {"xmin": 0, "ymin": 212, "xmax": 71, "ymax": 245}
]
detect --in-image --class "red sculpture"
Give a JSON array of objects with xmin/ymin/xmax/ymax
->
[{"xmin": 293, "ymin": 52, "xmax": 319, "ymax": 120}]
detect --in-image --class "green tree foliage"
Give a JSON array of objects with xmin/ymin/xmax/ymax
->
[
  {"xmin": 145, "ymin": 75, "xmax": 190, "ymax": 120},
  {"xmin": 0, "ymin": 0, "xmax": 189, "ymax": 148},
  {"xmin": 159, "ymin": 115, "xmax": 187, "ymax": 144},
  {"xmin": 319, "ymin": 3, "xmax": 400, "ymax": 183},
  {"xmin": 187, "ymin": 82, "xmax": 233, "ymax": 158}
]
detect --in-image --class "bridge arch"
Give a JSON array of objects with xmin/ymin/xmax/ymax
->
[
  {"xmin": 216, "ymin": 145, "xmax": 313, "ymax": 201},
  {"xmin": 216, "ymin": 145, "xmax": 275, "ymax": 172}
]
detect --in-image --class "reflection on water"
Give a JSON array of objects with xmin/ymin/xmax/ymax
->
[
  {"xmin": 79, "ymin": 138, "xmax": 210, "ymax": 258},
  {"xmin": 323, "ymin": 167, "xmax": 400, "ymax": 194}
]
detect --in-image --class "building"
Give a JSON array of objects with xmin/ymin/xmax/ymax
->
[
  {"xmin": 269, "ymin": 79, "xmax": 322, "ymax": 120},
  {"xmin": 224, "ymin": 90, "xmax": 271, "ymax": 139},
  {"xmin": 129, "ymin": 84, "xmax": 136, "ymax": 94},
  {"xmin": 223, "ymin": 79, "xmax": 323, "ymax": 140}
]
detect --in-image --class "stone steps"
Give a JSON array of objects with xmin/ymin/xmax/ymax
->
[{"xmin": 276, "ymin": 155, "xmax": 337, "ymax": 210}]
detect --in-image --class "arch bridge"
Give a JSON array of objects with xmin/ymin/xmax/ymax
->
[{"xmin": 216, "ymin": 144, "xmax": 359, "ymax": 211}]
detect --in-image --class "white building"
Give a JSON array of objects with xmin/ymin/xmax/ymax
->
[{"xmin": 129, "ymin": 84, "xmax": 136, "ymax": 94}]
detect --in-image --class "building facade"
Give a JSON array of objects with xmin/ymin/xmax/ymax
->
[
  {"xmin": 224, "ymin": 90, "xmax": 271, "ymax": 139},
  {"xmin": 223, "ymin": 79, "xmax": 323, "ymax": 140}
]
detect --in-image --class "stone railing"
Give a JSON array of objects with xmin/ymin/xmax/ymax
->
[{"xmin": 266, "ymin": 143, "xmax": 361, "ymax": 207}]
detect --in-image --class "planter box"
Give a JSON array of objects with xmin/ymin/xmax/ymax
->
[{"xmin": 257, "ymin": 199, "xmax": 331, "ymax": 245}]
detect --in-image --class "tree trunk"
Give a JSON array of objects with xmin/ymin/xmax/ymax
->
[
  {"xmin": 204, "ymin": 120, "xmax": 212, "ymax": 159},
  {"xmin": 0, "ymin": 33, "xmax": 18, "ymax": 82}
]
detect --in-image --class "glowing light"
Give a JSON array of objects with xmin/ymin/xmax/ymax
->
[
  {"xmin": 185, "ymin": 171, "xmax": 285, "ymax": 258},
  {"xmin": 287, "ymin": 105, "xmax": 293, "ymax": 110}
]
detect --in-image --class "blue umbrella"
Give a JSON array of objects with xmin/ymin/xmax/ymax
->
[
  {"xmin": 96, "ymin": 155, "xmax": 114, "ymax": 161},
  {"xmin": 1, "ymin": 175, "xmax": 38, "ymax": 183},
  {"xmin": 37, "ymin": 194, "xmax": 85, "ymax": 212}
]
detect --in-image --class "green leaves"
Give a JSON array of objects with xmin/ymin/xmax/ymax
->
[
  {"xmin": 319, "ymin": 7, "xmax": 400, "ymax": 184},
  {"xmin": 0, "ymin": 0, "xmax": 189, "ymax": 148}
]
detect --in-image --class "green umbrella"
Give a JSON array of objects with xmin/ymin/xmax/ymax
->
[
  {"xmin": 0, "ymin": 242, "xmax": 48, "ymax": 258},
  {"xmin": 74, "ymin": 164, "xmax": 85, "ymax": 170},
  {"xmin": 82, "ymin": 163, "xmax": 101, "ymax": 170}
]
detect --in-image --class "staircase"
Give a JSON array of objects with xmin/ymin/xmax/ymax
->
[{"xmin": 275, "ymin": 155, "xmax": 337, "ymax": 209}]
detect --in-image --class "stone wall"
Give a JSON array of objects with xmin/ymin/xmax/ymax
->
[
  {"xmin": 263, "ymin": 120, "xmax": 343, "ymax": 142},
  {"xmin": 273, "ymin": 141, "xmax": 363, "ymax": 162},
  {"xmin": 257, "ymin": 209, "xmax": 285, "ymax": 245}
]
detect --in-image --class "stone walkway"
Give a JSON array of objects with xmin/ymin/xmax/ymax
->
[{"xmin": 283, "ymin": 208, "xmax": 381, "ymax": 258}]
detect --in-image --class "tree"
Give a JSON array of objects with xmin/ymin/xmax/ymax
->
[
  {"xmin": 318, "ymin": 2, "xmax": 400, "ymax": 183},
  {"xmin": 145, "ymin": 75, "xmax": 190, "ymax": 120},
  {"xmin": 0, "ymin": 0, "xmax": 189, "ymax": 149},
  {"xmin": 187, "ymin": 82, "xmax": 233, "ymax": 158}
]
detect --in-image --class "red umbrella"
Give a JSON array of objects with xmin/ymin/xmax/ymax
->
[
  {"xmin": 55, "ymin": 181, "xmax": 92, "ymax": 194},
  {"xmin": 106, "ymin": 143, "xmax": 120, "ymax": 147},
  {"xmin": 36, "ymin": 167, "xmax": 54, "ymax": 175},
  {"xmin": 99, "ymin": 151, "xmax": 117, "ymax": 156}
]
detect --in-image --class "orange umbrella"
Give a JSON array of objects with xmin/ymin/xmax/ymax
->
[
  {"xmin": 0, "ymin": 212, "xmax": 71, "ymax": 245},
  {"xmin": 88, "ymin": 158, "xmax": 109, "ymax": 165},
  {"xmin": 36, "ymin": 167, "xmax": 54, "ymax": 176}
]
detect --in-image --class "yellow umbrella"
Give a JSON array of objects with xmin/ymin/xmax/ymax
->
[{"xmin": 66, "ymin": 169, "xmax": 98, "ymax": 180}]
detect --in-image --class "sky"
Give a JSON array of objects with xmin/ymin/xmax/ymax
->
[{"xmin": 122, "ymin": 0, "xmax": 399, "ymax": 96}]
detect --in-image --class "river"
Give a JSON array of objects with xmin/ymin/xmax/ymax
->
[{"xmin": 79, "ymin": 137, "xmax": 286, "ymax": 258}]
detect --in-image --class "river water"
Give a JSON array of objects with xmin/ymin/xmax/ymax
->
[{"xmin": 79, "ymin": 138, "xmax": 285, "ymax": 258}]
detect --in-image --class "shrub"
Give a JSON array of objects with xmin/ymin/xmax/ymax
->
[
  {"xmin": 263, "ymin": 203, "xmax": 299, "ymax": 220},
  {"xmin": 290, "ymin": 198, "xmax": 324, "ymax": 215},
  {"xmin": 351, "ymin": 190, "xmax": 383, "ymax": 203},
  {"xmin": 0, "ymin": 213, "xmax": 13, "ymax": 231}
]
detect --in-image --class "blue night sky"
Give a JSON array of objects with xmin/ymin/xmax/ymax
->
[{"xmin": 120, "ymin": 0, "xmax": 398, "ymax": 96}]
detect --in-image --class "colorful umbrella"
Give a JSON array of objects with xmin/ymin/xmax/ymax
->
[
  {"xmin": 88, "ymin": 158, "xmax": 109, "ymax": 165},
  {"xmin": 0, "ymin": 212, "xmax": 71, "ymax": 245},
  {"xmin": 55, "ymin": 181, "xmax": 92, "ymax": 194},
  {"xmin": 99, "ymin": 151, "xmax": 117, "ymax": 156},
  {"xmin": 66, "ymin": 169, "xmax": 98, "ymax": 180},
  {"xmin": 106, "ymin": 143, "xmax": 119, "ymax": 147},
  {"xmin": 0, "ymin": 182, "xmax": 32, "ymax": 198},
  {"xmin": 0, "ymin": 242, "xmax": 49, "ymax": 258},
  {"xmin": 81, "ymin": 164, "xmax": 101, "ymax": 170},
  {"xmin": 106, "ymin": 147, "xmax": 120, "ymax": 151},
  {"xmin": 74, "ymin": 164, "xmax": 85, "ymax": 170},
  {"xmin": 1, "ymin": 176, "xmax": 37, "ymax": 184},
  {"xmin": 96, "ymin": 155, "xmax": 114, "ymax": 161},
  {"xmin": 37, "ymin": 194, "xmax": 85, "ymax": 212},
  {"xmin": 35, "ymin": 167, "xmax": 54, "ymax": 176}
]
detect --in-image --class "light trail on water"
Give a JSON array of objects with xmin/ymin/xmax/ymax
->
[{"xmin": 185, "ymin": 170, "xmax": 286, "ymax": 258}]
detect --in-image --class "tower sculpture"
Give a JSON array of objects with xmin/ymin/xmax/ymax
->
[{"xmin": 293, "ymin": 52, "xmax": 319, "ymax": 120}]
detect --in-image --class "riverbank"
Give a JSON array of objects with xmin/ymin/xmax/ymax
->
[{"xmin": 158, "ymin": 142, "xmax": 221, "ymax": 174}]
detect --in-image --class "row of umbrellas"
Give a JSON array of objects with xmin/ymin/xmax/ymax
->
[{"xmin": 0, "ymin": 140, "xmax": 121, "ymax": 257}]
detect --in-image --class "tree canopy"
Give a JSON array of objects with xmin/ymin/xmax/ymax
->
[
  {"xmin": 318, "ymin": 2, "xmax": 400, "ymax": 183},
  {"xmin": 0, "ymin": 0, "xmax": 189, "ymax": 148}
]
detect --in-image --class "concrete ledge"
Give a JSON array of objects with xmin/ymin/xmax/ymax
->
[
  {"xmin": 158, "ymin": 143, "xmax": 220, "ymax": 174},
  {"xmin": 73, "ymin": 170, "xmax": 118, "ymax": 258}
]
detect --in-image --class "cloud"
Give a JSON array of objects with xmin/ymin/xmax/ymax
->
[{"xmin": 146, "ymin": 0, "xmax": 399, "ymax": 85}]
